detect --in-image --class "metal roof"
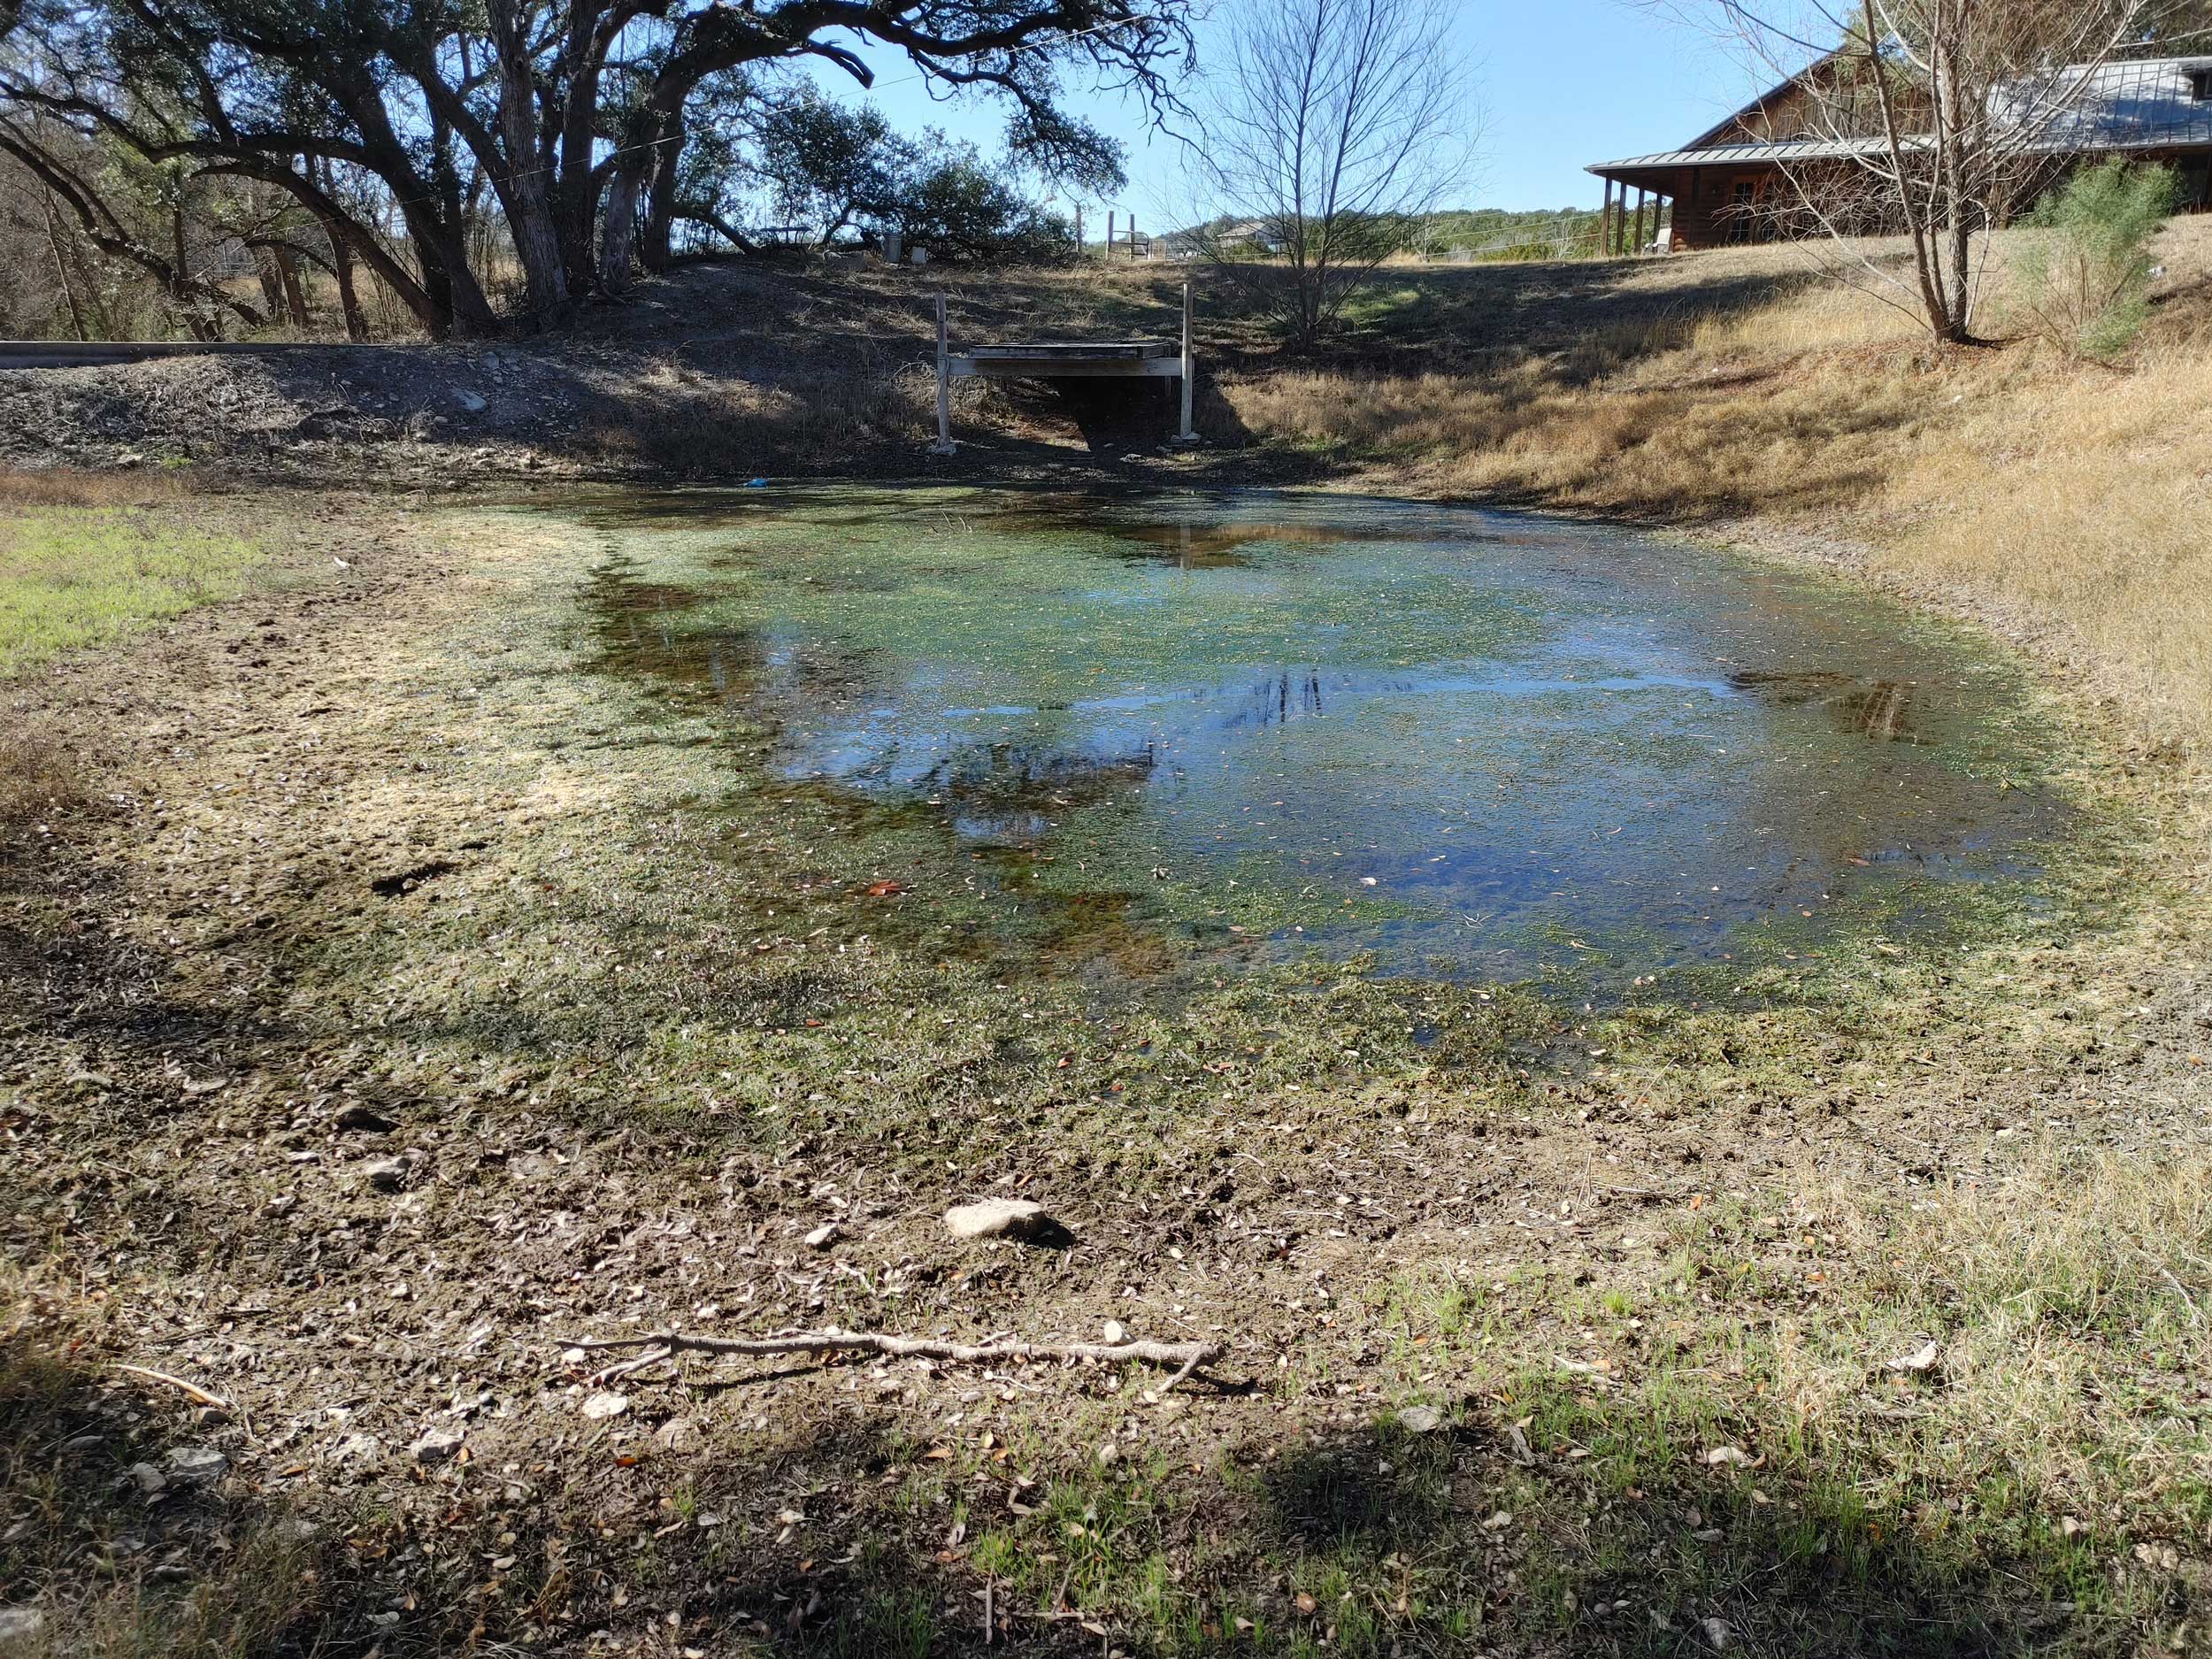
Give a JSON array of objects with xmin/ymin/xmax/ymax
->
[{"xmin": 1590, "ymin": 54, "xmax": 2212, "ymax": 177}]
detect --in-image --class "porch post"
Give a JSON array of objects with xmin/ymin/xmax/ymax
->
[
  {"xmin": 1600, "ymin": 178, "xmax": 1614, "ymax": 257},
  {"xmin": 1633, "ymin": 188, "xmax": 1648, "ymax": 255}
]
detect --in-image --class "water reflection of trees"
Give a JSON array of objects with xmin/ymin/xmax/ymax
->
[
  {"xmin": 1728, "ymin": 670, "xmax": 1921, "ymax": 743},
  {"xmin": 1218, "ymin": 671, "xmax": 1330, "ymax": 729},
  {"xmin": 924, "ymin": 741, "xmax": 1161, "ymax": 841}
]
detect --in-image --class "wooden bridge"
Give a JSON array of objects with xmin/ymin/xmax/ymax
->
[{"xmin": 930, "ymin": 284, "xmax": 1198, "ymax": 453}]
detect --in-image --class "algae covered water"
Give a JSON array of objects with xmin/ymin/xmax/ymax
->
[{"xmin": 586, "ymin": 485, "xmax": 2072, "ymax": 979}]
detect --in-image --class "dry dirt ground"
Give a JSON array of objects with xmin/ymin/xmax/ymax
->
[
  {"xmin": 4, "ymin": 481, "xmax": 2212, "ymax": 1659},
  {"xmin": 0, "ymin": 262, "xmax": 1221, "ymax": 484}
]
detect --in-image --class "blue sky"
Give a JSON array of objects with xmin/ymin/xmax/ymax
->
[{"xmin": 798, "ymin": 3, "xmax": 1770, "ymax": 215}]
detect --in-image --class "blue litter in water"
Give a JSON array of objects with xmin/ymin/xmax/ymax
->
[{"xmin": 745, "ymin": 477, "xmax": 771, "ymax": 488}]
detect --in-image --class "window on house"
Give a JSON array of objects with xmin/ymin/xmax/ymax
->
[{"xmin": 2191, "ymin": 69, "xmax": 2212, "ymax": 101}]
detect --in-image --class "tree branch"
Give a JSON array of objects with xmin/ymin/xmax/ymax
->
[{"xmin": 562, "ymin": 1328, "xmax": 1227, "ymax": 1392}]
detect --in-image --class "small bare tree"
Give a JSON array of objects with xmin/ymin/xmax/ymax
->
[
  {"xmin": 1686, "ymin": 0, "xmax": 2185, "ymax": 342},
  {"xmin": 1183, "ymin": 0, "xmax": 1472, "ymax": 343}
]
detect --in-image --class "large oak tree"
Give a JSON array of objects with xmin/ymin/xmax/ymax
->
[{"xmin": 0, "ymin": 0, "xmax": 1193, "ymax": 334}]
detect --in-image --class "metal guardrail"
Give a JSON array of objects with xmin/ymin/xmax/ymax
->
[{"xmin": 0, "ymin": 340, "xmax": 420, "ymax": 371}]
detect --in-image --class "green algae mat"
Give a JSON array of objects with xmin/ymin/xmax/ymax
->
[{"xmin": 575, "ymin": 484, "xmax": 2085, "ymax": 987}]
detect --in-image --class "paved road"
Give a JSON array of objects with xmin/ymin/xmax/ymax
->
[{"xmin": 0, "ymin": 341, "xmax": 417, "ymax": 370}]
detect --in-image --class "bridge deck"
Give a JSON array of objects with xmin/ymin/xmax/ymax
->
[
  {"xmin": 950, "ymin": 340, "xmax": 1180, "ymax": 379},
  {"xmin": 930, "ymin": 288, "xmax": 1198, "ymax": 451}
]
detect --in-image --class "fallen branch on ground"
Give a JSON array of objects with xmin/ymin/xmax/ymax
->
[
  {"xmin": 115, "ymin": 1363, "xmax": 232, "ymax": 1411},
  {"xmin": 561, "ymin": 1329, "xmax": 1225, "ymax": 1393}
]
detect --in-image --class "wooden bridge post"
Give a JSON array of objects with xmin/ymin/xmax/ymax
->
[
  {"xmin": 1172, "ymin": 281, "xmax": 1199, "ymax": 446},
  {"xmin": 931, "ymin": 291, "xmax": 956, "ymax": 455}
]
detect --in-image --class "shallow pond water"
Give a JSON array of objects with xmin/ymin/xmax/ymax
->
[{"xmin": 584, "ymin": 486, "xmax": 2073, "ymax": 980}]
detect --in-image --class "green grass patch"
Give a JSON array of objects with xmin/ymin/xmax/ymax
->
[{"xmin": 0, "ymin": 506, "xmax": 268, "ymax": 674}]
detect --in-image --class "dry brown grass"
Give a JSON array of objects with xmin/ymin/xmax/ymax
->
[
  {"xmin": 0, "ymin": 466, "xmax": 190, "ymax": 508},
  {"xmin": 1774, "ymin": 1142, "xmax": 2212, "ymax": 1529},
  {"xmin": 1223, "ymin": 216, "xmax": 2212, "ymax": 757},
  {"xmin": 0, "ymin": 727, "xmax": 84, "ymax": 829}
]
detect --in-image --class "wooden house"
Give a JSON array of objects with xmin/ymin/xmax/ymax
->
[{"xmin": 1587, "ymin": 54, "xmax": 2212, "ymax": 253}]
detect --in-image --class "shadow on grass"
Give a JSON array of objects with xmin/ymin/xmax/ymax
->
[
  {"xmin": 1225, "ymin": 1397, "xmax": 2117, "ymax": 1659},
  {"xmin": 0, "ymin": 1309, "xmax": 375, "ymax": 1658}
]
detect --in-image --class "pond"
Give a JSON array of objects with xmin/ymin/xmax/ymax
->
[{"xmin": 584, "ymin": 486, "xmax": 2073, "ymax": 983}]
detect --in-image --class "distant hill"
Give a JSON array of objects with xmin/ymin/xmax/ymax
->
[
  {"xmin": 1149, "ymin": 206, "xmax": 1660, "ymax": 265},
  {"xmin": 1417, "ymin": 207, "xmax": 1610, "ymax": 262}
]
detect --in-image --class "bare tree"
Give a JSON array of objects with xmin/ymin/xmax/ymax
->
[
  {"xmin": 1686, "ymin": 0, "xmax": 2189, "ymax": 343},
  {"xmin": 1184, "ymin": 0, "xmax": 1472, "ymax": 343}
]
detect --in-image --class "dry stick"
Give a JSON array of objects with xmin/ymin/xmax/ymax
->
[
  {"xmin": 564, "ymin": 1330, "xmax": 1225, "ymax": 1393},
  {"xmin": 115, "ymin": 1363, "xmax": 232, "ymax": 1411}
]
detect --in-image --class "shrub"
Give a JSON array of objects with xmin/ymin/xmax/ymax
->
[{"xmin": 2016, "ymin": 158, "xmax": 2180, "ymax": 357}]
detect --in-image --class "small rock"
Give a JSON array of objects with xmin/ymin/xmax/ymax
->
[
  {"xmin": 1701, "ymin": 1616, "xmax": 1733, "ymax": 1651},
  {"xmin": 451, "ymin": 388, "xmax": 488, "ymax": 414},
  {"xmin": 165, "ymin": 1447, "xmax": 227, "ymax": 1486},
  {"xmin": 0, "ymin": 1607, "xmax": 45, "ymax": 1643},
  {"xmin": 943, "ymin": 1198, "xmax": 1066, "ymax": 1243},
  {"xmin": 331, "ymin": 1432, "xmax": 381, "ymax": 1465},
  {"xmin": 1096, "ymin": 1441, "xmax": 1118, "ymax": 1468},
  {"xmin": 411, "ymin": 1425, "xmax": 465, "ymax": 1464},
  {"xmin": 362, "ymin": 1156, "xmax": 409, "ymax": 1193},
  {"xmin": 580, "ymin": 1392, "xmax": 629, "ymax": 1421},
  {"xmin": 803, "ymin": 1222, "xmax": 839, "ymax": 1249},
  {"xmin": 1702, "ymin": 1446, "xmax": 1755, "ymax": 1467},
  {"xmin": 1884, "ymin": 1339, "xmax": 1939, "ymax": 1374},
  {"xmin": 61, "ymin": 1433, "xmax": 104, "ymax": 1455},
  {"xmin": 653, "ymin": 1417, "xmax": 699, "ymax": 1452},
  {"xmin": 127, "ymin": 1462, "xmax": 166, "ymax": 1498},
  {"xmin": 1396, "ymin": 1405, "xmax": 1441, "ymax": 1433},
  {"xmin": 1102, "ymin": 1319, "xmax": 1126, "ymax": 1345}
]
